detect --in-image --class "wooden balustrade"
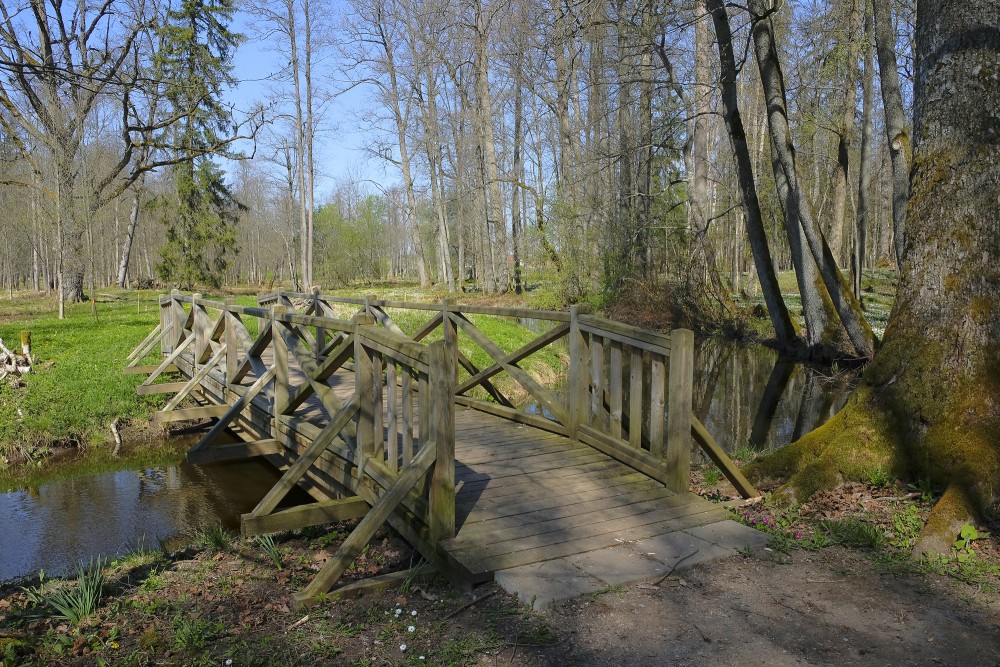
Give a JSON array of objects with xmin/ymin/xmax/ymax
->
[{"xmin": 127, "ymin": 290, "xmax": 756, "ymax": 601}]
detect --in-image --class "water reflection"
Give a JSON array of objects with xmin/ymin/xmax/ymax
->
[
  {"xmin": 0, "ymin": 459, "xmax": 284, "ymax": 582},
  {"xmin": 694, "ymin": 339, "xmax": 857, "ymax": 454}
]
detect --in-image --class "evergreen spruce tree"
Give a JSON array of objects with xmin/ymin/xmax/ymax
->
[{"xmin": 155, "ymin": 0, "xmax": 243, "ymax": 288}]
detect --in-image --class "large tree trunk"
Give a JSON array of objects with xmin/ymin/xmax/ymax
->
[
  {"xmin": 853, "ymin": 6, "xmax": 876, "ymax": 299},
  {"xmin": 750, "ymin": 0, "xmax": 1000, "ymax": 554}
]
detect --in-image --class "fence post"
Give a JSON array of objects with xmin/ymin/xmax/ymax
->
[
  {"xmin": 224, "ymin": 297, "xmax": 238, "ymax": 387},
  {"xmin": 272, "ymin": 305, "xmax": 288, "ymax": 416},
  {"xmin": 159, "ymin": 295, "xmax": 171, "ymax": 356},
  {"xmin": 665, "ymin": 328, "xmax": 694, "ymax": 493},
  {"xmin": 312, "ymin": 288, "xmax": 325, "ymax": 358},
  {"xmin": 170, "ymin": 289, "xmax": 186, "ymax": 351},
  {"xmin": 353, "ymin": 313, "xmax": 376, "ymax": 481},
  {"xmin": 568, "ymin": 304, "xmax": 591, "ymax": 436},
  {"xmin": 428, "ymin": 339, "xmax": 456, "ymax": 545}
]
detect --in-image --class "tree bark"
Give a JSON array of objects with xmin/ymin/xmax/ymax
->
[
  {"xmin": 748, "ymin": 0, "xmax": 876, "ymax": 359},
  {"xmin": 853, "ymin": 6, "xmax": 875, "ymax": 298},
  {"xmin": 750, "ymin": 0, "xmax": 1000, "ymax": 553},
  {"xmin": 871, "ymin": 0, "xmax": 910, "ymax": 266},
  {"xmin": 707, "ymin": 0, "xmax": 798, "ymax": 349}
]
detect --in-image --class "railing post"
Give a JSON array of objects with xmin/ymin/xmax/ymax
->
[
  {"xmin": 312, "ymin": 288, "xmax": 325, "ymax": 358},
  {"xmin": 353, "ymin": 313, "xmax": 376, "ymax": 480},
  {"xmin": 170, "ymin": 289, "xmax": 185, "ymax": 351},
  {"xmin": 272, "ymin": 305, "xmax": 288, "ymax": 416},
  {"xmin": 428, "ymin": 339, "xmax": 456, "ymax": 545},
  {"xmin": 568, "ymin": 304, "xmax": 591, "ymax": 437},
  {"xmin": 224, "ymin": 297, "xmax": 238, "ymax": 387},
  {"xmin": 192, "ymin": 293, "xmax": 208, "ymax": 366},
  {"xmin": 159, "ymin": 295, "xmax": 171, "ymax": 356},
  {"xmin": 665, "ymin": 328, "xmax": 694, "ymax": 493}
]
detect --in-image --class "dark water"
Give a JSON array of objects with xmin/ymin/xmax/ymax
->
[
  {"xmin": 693, "ymin": 339, "xmax": 857, "ymax": 454},
  {"xmin": 0, "ymin": 458, "xmax": 285, "ymax": 582}
]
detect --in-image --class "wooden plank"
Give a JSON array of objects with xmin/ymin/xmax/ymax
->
[
  {"xmin": 293, "ymin": 443, "xmax": 437, "ymax": 604},
  {"xmin": 161, "ymin": 344, "xmax": 228, "ymax": 412},
  {"xmin": 648, "ymin": 355, "xmax": 666, "ymax": 457},
  {"xmin": 692, "ymin": 416, "xmax": 759, "ymax": 499},
  {"xmin": 455, "ymin": 448, "xmax": 605, "ymax": 482},
  {"xmin": 590, "ymin": 335, "xmax": 604, "ymax": 428},
  {"xmin": 189, "ymin": 367, "xmax": 277, "ymax": 453},
  {"xmin": 187, "ymin": 439, "xmax": 283, "ymax": 465},
  {"xmin": 241, "ymin": 496, "xmax": 370, "ymax": 536},
  {"xmin": 577, "ymin": 425, "xmax": 673, "ymax": 486},
  {"xmin": 665, "ymin": 329, "xmax": 694, "ymax": 493},
  {"xmin": 447, "ymin": 505, "xmax": 729, "ymax": 577},
  {"xmin": 386, "ymin": 362, "xmax": 398, "ymax": 473},
  {"xmin": 153, "ymin": 404, "xmax": 230, "ymax": 423},
  {"xmin": 402, "ymin": 368, "xmax": 413, "ymax": 464},
  {"xmin": 628, "ymin": 348, "xmax": 643, "ymax": 449},
  {"xmin": 372, "ymin": 353, "xmax": 384, "ymax": 462},
  {"xmin": 454, "ymin": 487, "xmax": 684, "ymax": 542},
  {"xmin": 445, "ymin": 495, "xmax": 721, "ymax": 561},
  {"xmin": 454, "ymin": 323, "xmax": 569, "ymax": 395},
  {"xmin": 126, "ymin": 325, "xmax": 166, "ymax": 366},
  {"xmin": 457, "ymin": 474, "xmax": 661, "ymax": 518},
  {"xmin": 428, "ymin": 340, "xmax": 456, "ymax": 545},
  {"xmin": 452, "ymin": 314, "xmax": 568, "ymax": 424},
  {"xmin": 454, "ymin": 396, "xmax": 570, "ymax": 437},
  {"xmin": 138, "ymin": 334, "xmax": 194, "ymax": 385},
  {"xmin": 136, "ymin": 381, "xmax": 189, "ymax": 395},
  {"xmin": 578, "ymin": 314, "xmax": 671, "ymax": 353},
  {"xmin": 125, "ymin": 363, "xmax": 178, "ymax": 375},
  {"xmin": 459, "ymin": 482, "xmax": 678, "ymax": 531},
  {"xmin": 609, "ymin": 341, "xmax": 623, "ymax": 439},
  {"xmin": 327, "ymin": 564, "xmax": 436, "ymax": 600},
  {"xmin": 250, "ymin": 397, "xmax": 361, "ymax": 518},
  {"xmin": 454, "ymin": 461, "xmax": 643, "ymax": 499}
]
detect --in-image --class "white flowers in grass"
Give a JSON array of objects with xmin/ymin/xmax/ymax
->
[
  {"xmin": 400, "ymin": 643, "xmax": 407, "ymax": 652},
  {"xmin": 408, "ymin": 625, "xmax": 416, "ymax": 633}
]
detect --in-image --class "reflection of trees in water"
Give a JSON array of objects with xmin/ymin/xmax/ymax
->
[
  {"xmin": 695, "ymin": 340, "xmax": 855, "ymax": 453},
  {"xmin": 5, "ymin": 459, "xmax": 283, "ymax": 580}
]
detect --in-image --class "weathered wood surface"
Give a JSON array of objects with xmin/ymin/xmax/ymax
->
[{"xmin": 134, "ymin": 293, "xmax": 757, "ymax": 598}]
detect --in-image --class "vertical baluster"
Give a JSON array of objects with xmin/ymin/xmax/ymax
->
[
  {"xmin": 402, "ymin": 365, "xmax": 414, "ymax": 464},
  {"xmin": 649, "ymin": 353, "xmax": 666, "ymax": 457},
  {"xmin": 590, "ymin": 334, "xmax": 604, "ymax": 429},
  {"xmin": 610, "ymin": 340, "xmax": 623, "ymax": 439},
  {"xmin": 628, "ymin": 347, "xmax": 643, "ymax": 449},
  {"xmin": 373, "ymin": 351, "xmax": 384, "ymax": 463},
  {"xmin": 386, "ymin": 362, "xmax": 398, "ymax": 473}
]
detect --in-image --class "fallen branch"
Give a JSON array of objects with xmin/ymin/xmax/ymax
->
[{"xmin": 442, "ymin": 590, "xmax": 497, "ymax": 620}]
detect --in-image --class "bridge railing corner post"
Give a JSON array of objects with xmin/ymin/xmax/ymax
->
[
  {"xmin": 665, "ymin": 328, "xmax": 694, "ymax": 493},
  {"xmin": 428, "ymin": 339, "xmax": 456, "ymax": 546},
  {"xmin": 568, "ymin": 304, "xmax": 591, "ymax": 437}
]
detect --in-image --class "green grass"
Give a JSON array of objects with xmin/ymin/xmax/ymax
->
[{"xmin": 0, "ymin": 290, "xmax": 162, "ymax": 460}]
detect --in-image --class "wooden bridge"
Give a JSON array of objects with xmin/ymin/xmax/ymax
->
[{"xmin": 125, "ymin": 291, "xmax": 757, "ymax": 604}]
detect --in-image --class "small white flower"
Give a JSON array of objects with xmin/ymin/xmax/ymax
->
[
  {"xmin": 419, "ymin": 657, "xmax": 425, "ymax": 661},
  {"xmin": 408, "ymin": 625, "xmax": 415, "ymax": 633},
  {"xmin": 411, "ymin": 610, "xmax": 417, "ymax": 617},
  {"xmin": 225, "ymin": 661, "xmax": 233, "ymax": 667},
  {"xmin": 400, "ymin": 643, "xmax": 407, "ymax": 652}
]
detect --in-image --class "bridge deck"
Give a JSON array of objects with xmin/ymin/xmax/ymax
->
[
  {"xmin": 444, "ymin": 410, "xmax": 727, "ymax": 581},
  {"xmin": 176, "ymin": 349, "xmax": 725, "ymax": 583}
]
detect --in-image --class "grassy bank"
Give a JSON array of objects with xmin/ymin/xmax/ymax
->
[{"xmin": 0, "ymin": 292, "xmax": 163, "ymax": 468}]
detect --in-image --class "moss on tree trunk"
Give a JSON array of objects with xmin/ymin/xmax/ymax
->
[{"xmin": 746, "ymin": 0, "xmax": 1000, "ymax": 554}]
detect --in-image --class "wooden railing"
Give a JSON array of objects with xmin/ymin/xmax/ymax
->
[
  {"xmin": 127, "ymin": 289, "xmax": 756, "ymax": 599},
  {"xmin": 262, "ymin": 290, "xmax": 706, "ymax": 493}
]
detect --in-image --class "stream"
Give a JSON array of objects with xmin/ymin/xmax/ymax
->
[{"xmin": 0, "ymin": 339, "xmax": 856, "ymax": 584}]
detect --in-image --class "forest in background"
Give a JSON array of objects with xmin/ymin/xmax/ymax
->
[{"xmin": 0, "ymin": 0, "xmax": 912, "ymax": 357}]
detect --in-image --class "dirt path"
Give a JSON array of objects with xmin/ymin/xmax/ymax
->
[{"xmin": 3, "ymin": 533, "xmax": 998, "ymax": 666}]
